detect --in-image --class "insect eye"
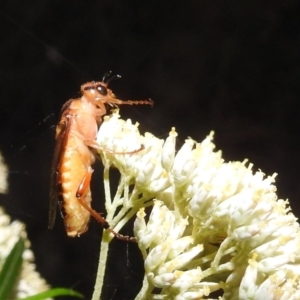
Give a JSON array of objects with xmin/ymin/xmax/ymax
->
[{"xmin": 97, "ymin": 85, "xmax": 107, "ymax": 96}]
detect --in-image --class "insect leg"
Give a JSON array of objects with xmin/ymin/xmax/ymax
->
[
  {"xmin": 84, "ymin": 140, "xmax": 144, "ymax": 155},
  {"xmin": 76, "ymin": 167, "xmax": 136, "ymax": 242}
]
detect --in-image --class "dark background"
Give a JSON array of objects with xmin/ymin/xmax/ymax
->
[{"xmin": 1, "ymin": 1, "xmax": 300, "ymax": 299}]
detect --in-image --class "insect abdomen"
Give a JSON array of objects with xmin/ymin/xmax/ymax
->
[{"xmin": 60, "ymin": 136, "xmax": 92, "ymax": 237}]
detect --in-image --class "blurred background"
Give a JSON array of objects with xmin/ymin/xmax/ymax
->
[{"xmin": 1, "ymin": 1, "xmax": 300, "ymax": 299}]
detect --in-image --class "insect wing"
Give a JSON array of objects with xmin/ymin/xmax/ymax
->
[{"xmin": 48, "ymin": 114, "xmax": 71, "ymax": 229}]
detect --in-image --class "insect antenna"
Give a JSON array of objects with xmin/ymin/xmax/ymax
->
[
  {"xmin": 103, "ymin": 71, "xmax": 121, "ymax": 85},
  {"xmin": 106, "ymin": 74, "xmax": 121, "ymax": 85},
  {"xmin": 102, "ymin": 70, "xmax": 113, "ymax": 82}
]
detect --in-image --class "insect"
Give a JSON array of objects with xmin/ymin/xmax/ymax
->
[{"xmin": 49, "ymin": 73, "xmax": 153, "ymax": 240}]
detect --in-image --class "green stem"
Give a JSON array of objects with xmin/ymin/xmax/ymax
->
[{"xmin": 91, "ymin": 231, "xmax": 111, "ymax": 300}]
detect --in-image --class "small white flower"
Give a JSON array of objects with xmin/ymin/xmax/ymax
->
[
  {"xmin": 97, "ymin": 112, "xmax": 170, "ymax": 194},
  {"xmin": 0, "ymin": 152, "xmax": 8, "ymax": 193}
]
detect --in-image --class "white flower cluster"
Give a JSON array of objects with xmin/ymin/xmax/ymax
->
[
  {"xmin": 0, "ymin": 153, "xmax": 50, "ymax": 299},
  {"xmin": 97, "ymin": 111, "xmax": 300, "ymax": 300},
  {"xmin": 0, "ymin": 207, "xmax": 51, "ymax": 299}
]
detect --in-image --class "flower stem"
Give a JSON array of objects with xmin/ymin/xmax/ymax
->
[{"xmin": 91, "ymin": 231, "xmax": 111, "ymax": 300}]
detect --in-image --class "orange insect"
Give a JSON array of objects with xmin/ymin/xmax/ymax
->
[{"xmin": 49, "ymin": 74, "xmax": 153, "ymax": 240}]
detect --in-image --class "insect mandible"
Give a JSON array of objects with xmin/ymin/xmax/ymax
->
[{"xmin": 49, "ymin": 73, "xmax": 153, "ymax": 240}]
